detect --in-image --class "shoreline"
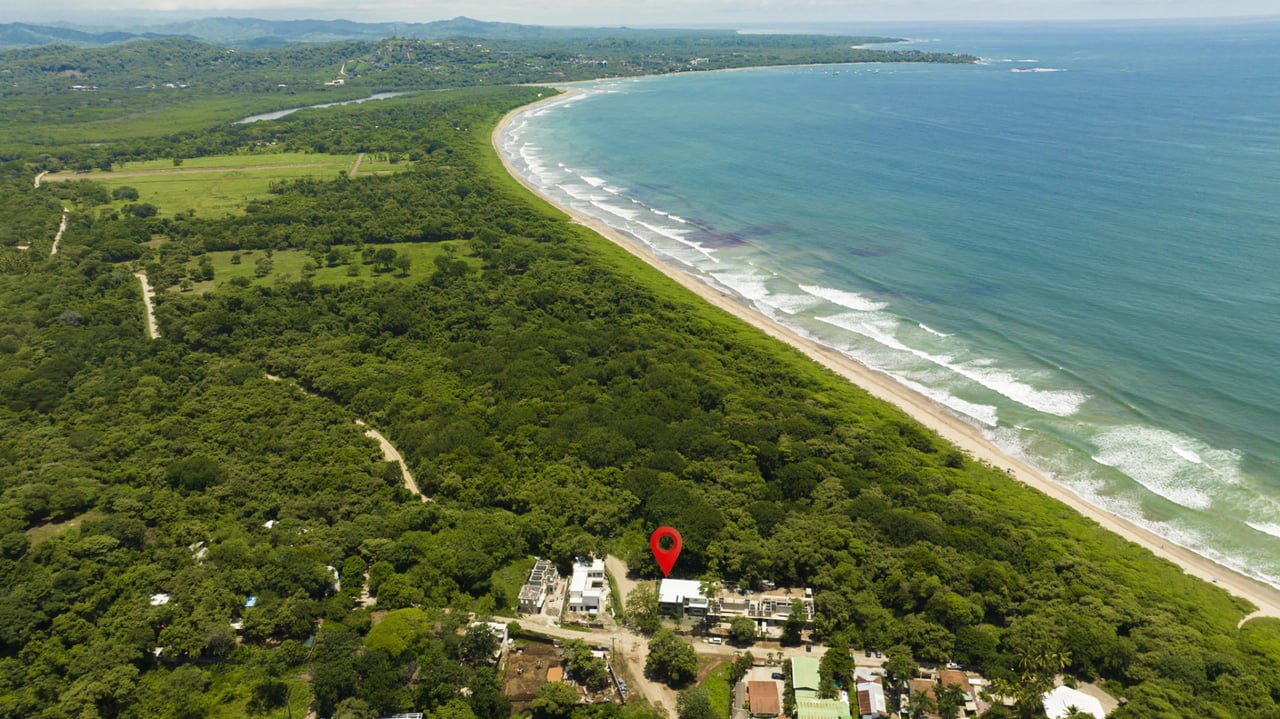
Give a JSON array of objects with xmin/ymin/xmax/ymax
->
[{"xmin": 492, "ymin": 89, "xmax": 1280, "ymax": 625}]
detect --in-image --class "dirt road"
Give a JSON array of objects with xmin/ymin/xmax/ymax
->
[
  {"xmin": 355, "ymin": 419, "xmax": 426, "ymax": 500},
  {"xmin": 134, "ymin": 272, "xmax": 159, "ymax": 339}
]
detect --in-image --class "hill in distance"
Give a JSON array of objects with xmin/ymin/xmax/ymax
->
[{"xmin": 0, "ymin": 16, "xmax": 815, "ymax": 49}]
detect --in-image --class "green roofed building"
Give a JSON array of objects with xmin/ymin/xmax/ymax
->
[
  {"xmin": 792, "ymin": 657, "xmax": 821, "ymax": 694},
  {"xmin": 796, "ymin": 697, "xmax": 851, "ymax": 719},
  {"xmin": 791, "ymin": 657, "xmax": 850, "ymax": 719}
]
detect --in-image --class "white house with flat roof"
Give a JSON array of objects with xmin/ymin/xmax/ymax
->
[
  {"xmin": 659, "ymin": 578, "xmax": 710, "ymax": 616},
  {"xmin": 566, "ymin": 557, "xmax": 607, "ymax": 614}
]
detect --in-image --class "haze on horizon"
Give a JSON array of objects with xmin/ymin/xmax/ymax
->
[{"xmin": 9, "ymin": 0, "xmax": 1278, "ymax": 28}]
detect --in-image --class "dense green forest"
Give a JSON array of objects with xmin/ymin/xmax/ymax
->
[{"xmin": 1, "ymin": 30, "xmax": 1279, "ymax": 719}]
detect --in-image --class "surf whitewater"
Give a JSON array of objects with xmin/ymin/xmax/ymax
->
[{"xmin": 499, "ymin": 19, "xmax": 1280, "ymax": 589}]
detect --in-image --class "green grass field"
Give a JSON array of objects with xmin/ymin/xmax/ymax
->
[
  {"xmin": 489, "ymin": 556, "xmax": 537, "ymax": 613},
  {"xmin": 46, "ymin": 151, "xmax": 412, "ymax": 218},
  {"xmin": 25, "ymin": 511, "xmax": 107, "ymax": 547},
  {"xmin": 111, "ymin": 152, "xmax": 359, "ymax": 172},
  {"xmin": 178, "ymin": 243, "xmax": 473, "ymax": 292},
  {"xmin": 702, "ymin": 660, "xmax": 733, "ymax": 717}
]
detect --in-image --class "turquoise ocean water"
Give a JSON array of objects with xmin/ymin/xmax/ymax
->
[{"xmin": 498, "ymin": 19, "xmax": 1280, "ymax": 587}]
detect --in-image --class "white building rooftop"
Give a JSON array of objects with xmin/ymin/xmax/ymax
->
[
  {"xmin": 659, "ymin": 578, "xmax": 707, "ymax": 605},
  {"xmin": 1042, "ymin": 686, "xmax": 1105, "ymax": 719}
]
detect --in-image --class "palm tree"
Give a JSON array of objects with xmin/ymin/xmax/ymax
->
[
  {"xmin": 991, "ymin": 650, "xmax": 1072, "ymax": 719},
  {"xmin": 936, "ymin": 682, "xmax": 968, "ymax": 719},
  {"xmin": 908, "ymin": 688, "xmax": 937, "ymax": 719}
]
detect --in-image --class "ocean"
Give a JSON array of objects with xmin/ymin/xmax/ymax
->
[{"xmin": 498, "ymin": 19, "xmax": 1280, "ymax": 588}]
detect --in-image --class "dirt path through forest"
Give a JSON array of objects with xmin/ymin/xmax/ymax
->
[
  {"xmin": 134, "ymin": 272, "xmax": 160, "ymax": 339},
  {"xmin": 51, "ymin": 209, "xmax": 68, "ymax": 255},
  {"xmin": 355, "ymin": 419, "xmax": 427, "ymax": 500},
  {"xmin": 261, "ymin": 374, "xmax": 425, "ymax": 500},
  {"xmin": 348, "ymin": 153, "xmax": 365, "ymax": 178},
  {"xmin": 34, "ymin": 171, "xmax": 47, "ymax": 188}
]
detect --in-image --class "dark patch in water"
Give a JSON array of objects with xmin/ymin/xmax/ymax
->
[
  {"xmin": 686, "ymin": 228, "xmax": 748, "ymax": 248},
  {"xmin": 745, "ymin": 222, "xmax": 790, "ymax": 236},
  {"xmin": 849, "ymin": 245, "xmax": 899, "ymax": 257}
]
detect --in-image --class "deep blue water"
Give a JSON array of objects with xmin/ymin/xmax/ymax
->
[{"xmin": 499, "ymin": 19, "xmax": 1280, "ymax": 587}]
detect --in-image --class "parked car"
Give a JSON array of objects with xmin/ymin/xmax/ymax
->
[
  {"xmin": 874, "ymin": 649, "xmax": 882, "ymax": 658},
  {"xmin": 772, "ymin": 672, "xmax": 786, "ymax": 681},
  {"xmin": 865, "ymin": 649, "xmax": 872, "ymax": 657}
]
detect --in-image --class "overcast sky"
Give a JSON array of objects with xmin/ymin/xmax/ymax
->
[{"xmin": 12, "ymin": 0, "xmax": 1279, "ymax": 27}]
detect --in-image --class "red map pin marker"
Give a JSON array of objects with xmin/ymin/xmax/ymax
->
[{"xmin": 650, "ymin": 526, "xmax": 682, "ymax": 577}]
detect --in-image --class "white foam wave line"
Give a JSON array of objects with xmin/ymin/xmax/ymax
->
[
  {"xmin": 799, "ymin": 283, "xmax": 888, "ymax": 312},
  {"xmin": 918, "ymin": 323, "xmax": 951, "ymax": 338},
  {"xmin": 982, "ymin": 436, "xmax": 1280, "ymax": 590},
  {"xmin": 895, "ymin": 375, "xmax": 1000, "ymax": 427},
  {"xmin": 1247, "ymin": 522, "xmax": 1280, "ymax": 540},
  {"xmin": 1089, "ymin": 425, "xmax": 1243, "ymax": 512},
  {"xmin": 708, "ymin": 268, "xmax": 774, "ymax": 304},
  {"xmin": 633, "ymin": 222, "xmax": 716, "ymax": 260},
  {"xmin": 815, "ymin": 312, "xmax": 1087, "ymax": 416},
  {"xmin": 757, "ymin": 291, "xmax": 824, "ymax": 316},
  {"xmin": 583, "ymin": 176, "xmax": 607, "ymax": 187},
  {"xmin": 651, "ymin": 210, "xmax": 691, "ymax": 224},
  {"xmin": 755, "ymin": 316, "xmax": 1000, "ymax": 428},
  {"xmin": 588, "ymin": 200, "xmax": 642, "ymax": 221},
  {"xmin": 1072, "ymin": 480, "xmax": 1280, "ymax": 584},
  {"xmin": 1172, "ymin": 446, "xmax": 1203, "ymax": 464},
  {"xmin": 559, "ymin": 184, "xmax": 596, "ymax": 202},
  {"xmin": 1091, "ymin": 453, "xmax": 1213, "ymax": 510}
]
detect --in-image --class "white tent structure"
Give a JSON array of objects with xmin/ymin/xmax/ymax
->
[{"xmin": 1042, "ymin": 686, "xmax": 1106, "ymax": 719}]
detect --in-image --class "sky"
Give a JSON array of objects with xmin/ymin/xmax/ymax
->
[{"xmin": 9, "ymin": 0, "xmax": 1278, "ymax": 27}]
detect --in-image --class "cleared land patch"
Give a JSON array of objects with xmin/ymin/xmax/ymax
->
[
  {"xmin": 176, "ymin": 243, "xmax": 474, "ymax": 291},
  {"xmin": 26, "ymin": 510, "xmax": 107, "ymax": 547},
  {"xmin": 43, "ymin": 152, "xmax": 412, "ymax": 218}
]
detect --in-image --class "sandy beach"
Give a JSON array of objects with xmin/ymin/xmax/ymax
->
[{"xmin": 492, "ymin": 91, "xmax": 1280, "ymax": 625}]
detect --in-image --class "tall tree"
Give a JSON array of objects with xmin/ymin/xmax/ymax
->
[
  {"xmin": 646, "ymin": 628, "xmax": 698, "ymax": 688},
  {"xmin": 530, "ymin": 682, "xmax": 578, "ymax": 719},
  {"xmin": 883, "ymin": 645, "xmax": 919, "ymax": 713},
  {"xmin": 626, "ymin": 583, "xmax": 662, "ymax": 635},
  {"xmin": 677, "ymin": 686, "xmax": 717, "ymax": 719}
]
